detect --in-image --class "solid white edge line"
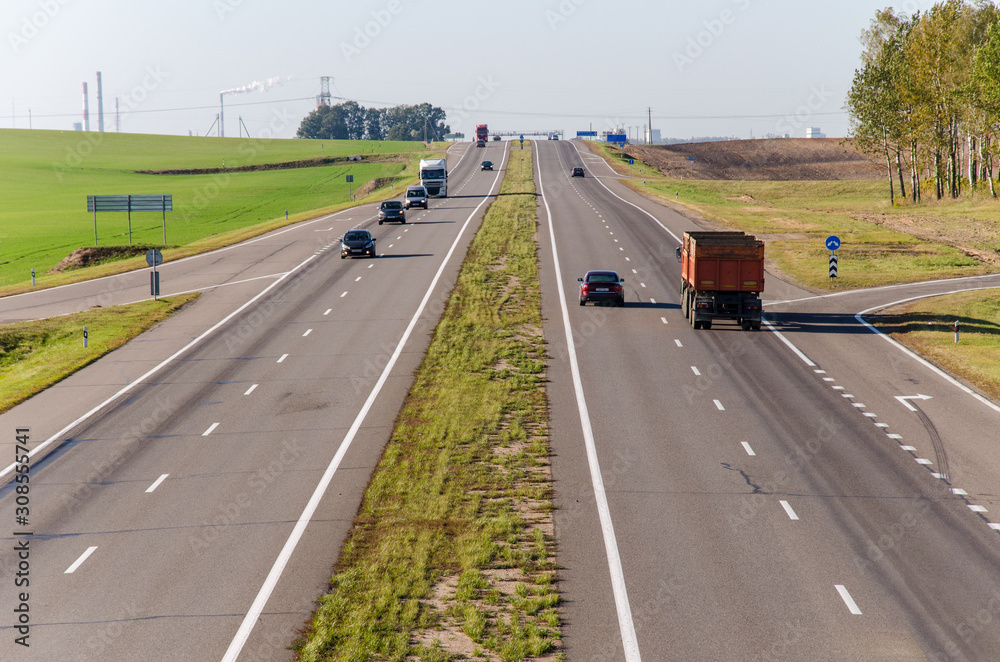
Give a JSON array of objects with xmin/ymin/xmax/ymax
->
[
  {"xmin": 779, "ymin": 500, "xmax": 799, "ymax": 520},
  {"xmin": 65, "ymin": 546, "xmax": 98, "ymax": 574},
  {"xmin": 835, "ymin": 584, "xmax": 863, "ymax": 615},
  {"xmin": 539, "ymin": 142, "xmax": 642, "ymax": 662},
  {"xmin": 146, "ymin": 474, "xmax": 169, "ymax": 493},
  {"xmin": 761, "ymin": 317, "xmax": 817, "ymax": 367},
  {"xmin": 856, "ymin": 294, "xmax": 1000, "ymax": 414},
  {"xmin": 0, "ymin": 253, "xmax": 320, "ymax": 482},
  {"xmin": 220, "ymin": 140, "xmax": 511, "ymax": 662}
]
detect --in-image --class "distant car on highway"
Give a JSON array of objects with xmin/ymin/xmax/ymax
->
[
  {"xmin": 493, "ymin": 135, "xmax": 501, "ymax": 141},
  {"xmin": 341, "ymin": 229, "xmax": 376, "ymax": 258},
  {"xmin": 571, "ymin": 166, "xmax": 585, "ymax": 177},
  {"xmin": 377, "ymin": 200, "xmax": 406, "ymax": 225},
  {"xmin": 476, "ymin": 140, "xmax": 486, "ymax": 148},
  {"xmin": 403, "ymin": 185, "xmax": 427, "ymax": 209},
  {"xmin": 481, "ymin": 160, "xmax": 494, "ymax": 171},
  {"xmin": 578, "ymin": 270, "xmax": 625, "ymax": 306}
]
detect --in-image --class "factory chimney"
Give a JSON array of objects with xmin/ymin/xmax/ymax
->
[
  {"xmin": 96, "ymin": 71, "xmax": 104, "ymax": 132},
  {"xmin": 82, "ymin": 82, "xmax": 90, "ymax": 132}
]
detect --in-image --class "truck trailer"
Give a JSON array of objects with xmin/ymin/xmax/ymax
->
[
  {"xmin": 419, "ymin": 158, "xmax": 448, "ymax": 197},
  {"xmin": 680, "ymin": 231, "xmax": 764, "ymax": 330},
  {"xmin": 475, "ymin": 124, "xmax": 489, "ymax": 143}
]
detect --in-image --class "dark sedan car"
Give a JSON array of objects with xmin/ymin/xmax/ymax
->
[
  {"xmin": 341, "ymin": 229, "xmax": 376, "ymax": 259},
  {"xmin": 481, "ymin": 160, "xmax": 494, "ymax": 171},
  {"xmin": 578, "ymin": 270, "xmax": 625, "ymax": 306},
  {"xmin": 378, "ymin": 200, "xmax": 406, "ymax": 225},
  {"xmin": 571, "ymin": 166, "xmax": 585, "ymax": 177}
]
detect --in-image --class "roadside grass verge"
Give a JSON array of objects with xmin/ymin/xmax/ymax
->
[
  {"xmin": 0, "ymin": 129, "xmax": 444, "ymax": 293},
  {"xmin": 626, "ymin": 177, "xmax": 991, "ymax": 291},
  {"xmin": 0, "ymin": 294, "xmax": 199, "ymax": 413},
  {"xmin": 296, "ymin": 144, "xmax": 561, "ymax": 661},
  {"xmin": 871, "ymin": 290, "xmax": 1000, "ymax": 402}
]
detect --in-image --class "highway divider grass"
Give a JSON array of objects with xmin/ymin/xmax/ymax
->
[
  {"xmin": 871, "ymin": 290, "xmax": 1000, "ymax": 402},
  {"xmin": 0, "ymin": 294, "xmax": 199, "ymax": 413},
  {"xmin": 295, "ymin": 142, "xmax": 561, "ymax": 661}
]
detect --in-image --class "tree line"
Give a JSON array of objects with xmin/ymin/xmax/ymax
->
[
  {"xmin": 847, "ymin": 0, "xmax": 1000, "ymax": 203},
  {"xmin": 296, "ymin": 101, "xmax": 450, "ymax": 141}
]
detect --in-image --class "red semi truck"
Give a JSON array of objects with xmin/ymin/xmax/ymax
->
[
  {"xmin": 475, "ymin": 124, "xmax": 489, "ymax": 143},
  {"xmin": 679, "ymin": 231, "xmax": 764, "ymax": 330}
]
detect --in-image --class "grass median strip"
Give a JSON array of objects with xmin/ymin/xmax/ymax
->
[
  {"xmin": 0, "ymin": 294, "xmax": 199, "ymax": 413},
  {"xmin": 296, "ymin": 144, "xmax": 561, "ymax": 661}
]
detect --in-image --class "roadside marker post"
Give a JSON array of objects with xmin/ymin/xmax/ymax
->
[
  {"xmin": 83, "ymin": 327, "xmax": 88, "ymax": 349},
  {"xmin": 826, "ymin": 235, "xmax": 841, "ymax": 279},
  {"xmin": 955, "ymin": 320, "xmax": 960, "ymax": 344},
  {"xmin": 31, "ymin": 268, "xmax": 35, "ymax": 287},
  {"xmin": 829, "ymin": 253, "xmax": 838, "ymax": 278},
  {"xmin": 147, "ymin": 249, "xmax": 163, "ymax": 300}
]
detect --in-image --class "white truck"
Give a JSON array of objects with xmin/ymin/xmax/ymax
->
[{"xmin": 419, "ymin": 158, "xmax": 448, "ymax": 197}]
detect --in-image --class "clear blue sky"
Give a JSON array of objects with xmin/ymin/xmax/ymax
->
[{"xmin": 2, "ymin": 0, "xmax": 929, "ymax": 141}]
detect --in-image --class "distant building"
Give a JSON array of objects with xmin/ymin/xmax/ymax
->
[{"xmin": 806, "ymin": 127, "xmax": 826, "ymax": 138}]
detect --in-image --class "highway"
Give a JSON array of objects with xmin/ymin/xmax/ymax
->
[
  {"xmin": 536, "ymin": 139, "xmax": 1000, "ymax": 661},
  {"xmin": 0, "ymin": 139, "xmax": 511, "ymax": 661},
  {"xmin": 4, "ymin": 135, "xmax": 1000, "ymax": 661}
]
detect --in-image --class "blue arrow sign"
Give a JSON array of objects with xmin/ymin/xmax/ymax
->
[
  {"xmin": 628, "ymin": 159, "xmax": 634, "ymax": 165},
  {"xmin": 826, "ymin": 235, "xmax": 841, "ymax": 251}
]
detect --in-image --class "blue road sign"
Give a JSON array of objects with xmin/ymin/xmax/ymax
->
[
  {"xmin": 628, "ymin": 159, "xmax": 634, "ymax": 165},
  {"xmin": 826, "ymin": 235, "xmax": 841, "ymax": 251},
  {"xmin": 520, "ymin": 135, "xmax": 524, "ymax": 140},
  {"xmin": 577, "ymin": 131, "xmax": 597, "ymax": 137},
  {"xmin": 687, "ymin": 156, "xmax": 696, "ymax": 162},
  {"xmin": 607, "ymin": 134, "xmax": 627, "ymax": 144}
]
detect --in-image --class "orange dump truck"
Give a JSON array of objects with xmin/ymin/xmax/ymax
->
[{"xmin": 680, "ymin": 231, "xmax": 764, "ymax": 330}]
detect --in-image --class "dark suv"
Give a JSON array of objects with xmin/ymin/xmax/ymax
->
[
  {"xmin": 571, "ymin": 167, "xmax": 585, "ymax": 177},
  {"xmin": 378, "ymin": 200, "xmax": 406, "ymax": 225},
  {"xmin": 578, "ymin": 270, "xmax": 625, "ymax": 306}
]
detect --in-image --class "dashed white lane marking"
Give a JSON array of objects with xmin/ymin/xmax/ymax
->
[
  {"xmin": 780, "ymin": 500, "xmax": 799, "ymax": 520},
  {"xmin": 691, "ymin": 367, "xmax": 701, "ymax": 376},
  {"xmin": 823, "ymin": 377, "xmax": 835, "ymax": 382},
  {"xmin": 714, "ymin": 400, "xmax": 725, "ymax": 411},
  {"xmin": 674, "ymin": 339, "xmax": 683, "ymax": 347},
  {"xmin": 852, "ymin": 403, "xmax": 866, "ymax": 408},
  {"xmin": 625, "ymin": 257, "xmax": 631, "ymax": 262},
  {"xmin": 814, "ymin": 369, "xmax": 827, "ymax": 374},
  {"xmin": 303, "ymin": 329, "xmax": 313, "ymax": 337},
  {"xmin": 864, "ymin": 413, "xmax": 878, "ymax": 418},
  {"xmin": 650, "ymin": 298, "xmax": 656, "ymax": 304},
  {"xmin": 340, "ymin": 292, "xmax": 348, "ymax": 298},
  {"xmin": 354, "ymin": 277, "xmax": 362, "ymax": 282},
  {"xmin": 875, "ymin": 423, "xmax": 889, "ymax": 428},
  {"xmin": 640, "ymin": 283, "xmax": 646, "ymax": 288},
  {"xmin": 632, "ymin": 269, "xmax": 638, "ymax": 274},
  {"xmin": 244, "ymin": 384, "xmax": 258, "ymax": 396},
  {"xmin": 65, "ymin": 546, "xmax": 99, "ymax": 574},
  {"xmin": 836, "ymin": 585, "xmax": 863, "ymax": 615},
  {"xmin": 388, "ymin": 244, "xmax": 394, "ymax": 248},
  {"xmin": 368, "ymin": 263, "xmax": 374, "ymax": 268},
  {"xmin": 741, "ymin": 441, "xmax": 755, "ymax": 456},
  {"xmin": 952, "ymin": 488, "xmax": 968, "ymax": 495},
  {"xmin": 833, "ymin": 386, "xmax": 845, "ymax": 390},
  {"xmin": 661, "ymin": 317, "xmax": 668, "ymax": 324},
  {"xmin": 277, "ymin": 354, "xmax": 288, "ymax": 363},
  {"xmin": 916, "ymin": 458, "xmax": 933, "ymax": 465},
  {"xmin": 842, "ymin": 393, "xmax": 855, "ymax": 398},
  {"xmin": 324, "ymin": 309, "xmax": 332, "ymax": 315},
  {"xmin": 901, "ymin": 445, "xmax": 917, "ymax": 451},
  {"xmin": 887, "ymin": 433, "xmax": 902, "ymax": 439},
  {"xmin": 202, "ymin": 422, "xmax": 220, "ymax": 436},
  {"xmin": 970, "ymin": 505, "xmax": 989, "ymax": 512},
  {"xmin": 146, "ymin": 474, "xmax": 169, "ymax": 493}
]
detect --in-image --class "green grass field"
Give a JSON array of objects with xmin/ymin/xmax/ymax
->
[{"xmin": 0, "ymin": 129, "xmax": 442, "ymax": 290}]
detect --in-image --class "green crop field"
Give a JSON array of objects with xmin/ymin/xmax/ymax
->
[{"xmin": 0, "ymin": 129, "xmax": 441, "ymax": 290}]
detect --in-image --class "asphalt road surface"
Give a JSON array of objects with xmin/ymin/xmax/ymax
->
[
  {"xmin": 0, "ymin": 139, "xmax": 511, "ymax": 661},
  {"xmin": 536, "ymin": 139, "xmax": 1000, "ymax": 661}
]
